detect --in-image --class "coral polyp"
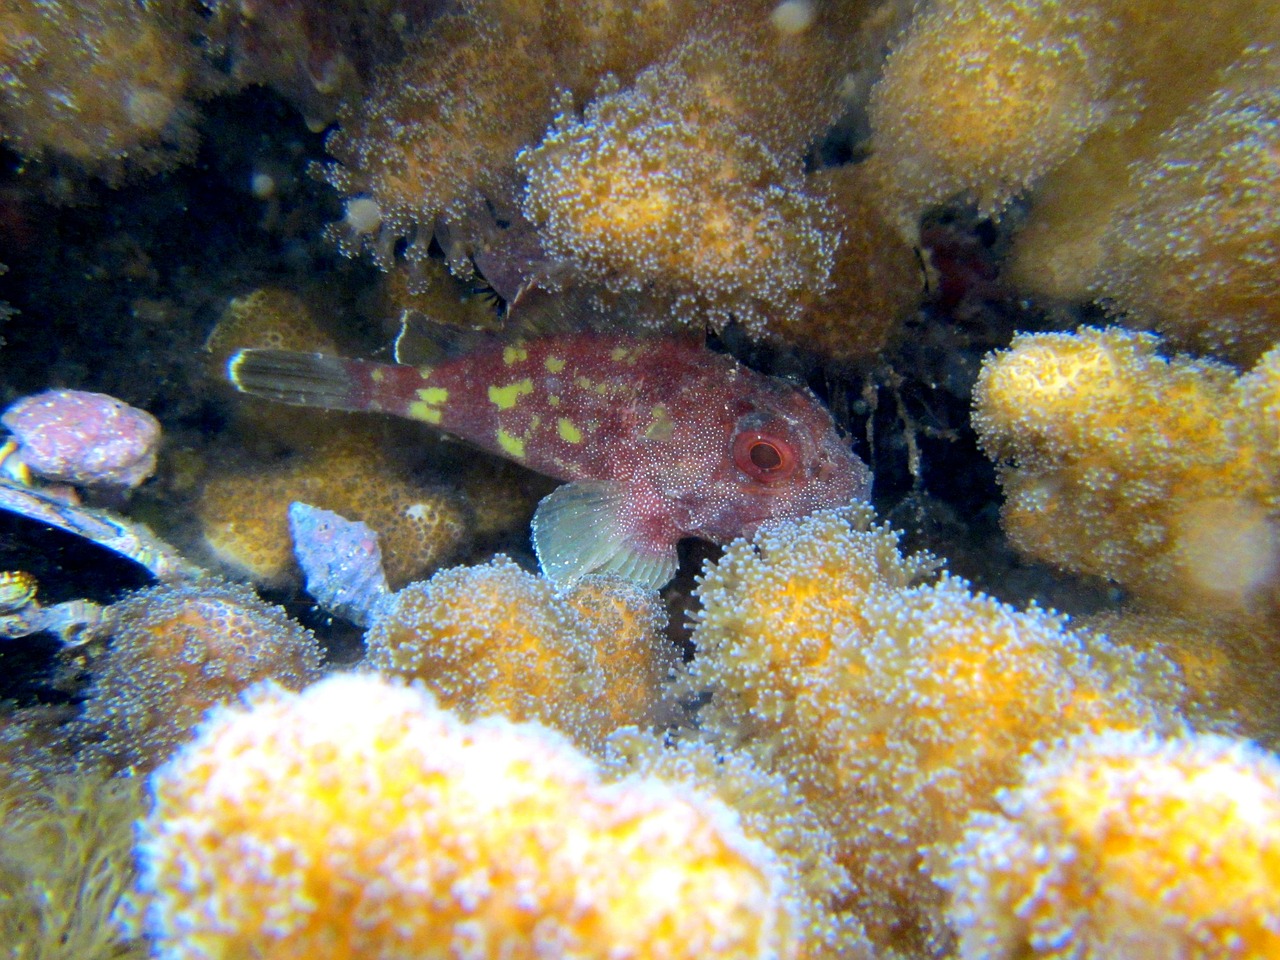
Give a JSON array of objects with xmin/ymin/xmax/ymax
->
[
  {"xmin": 973, "ymin": 326, "xmax": 1280, "ymax": 618},
  {"xmin": 0, "ymin": 0, "xmax": 202, "ymax": 180},
  {"xmin": 366, "ymin": 556, "xmax": 677, "ymax": 753},
  {"xmin": 686, "ymin": 507, "xmax": 1185, "ymax": 956}
]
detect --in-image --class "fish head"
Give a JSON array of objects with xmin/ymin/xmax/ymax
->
[{"xmin": 682, "ymin": 380, "xmax": 871, "ymax": 544}]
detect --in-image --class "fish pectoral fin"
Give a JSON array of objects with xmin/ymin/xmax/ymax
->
[{"xmin": 531, "ymin": 480, "xmax": 678, "ymax": 590}]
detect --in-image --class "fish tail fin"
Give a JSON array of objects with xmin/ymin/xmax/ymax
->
[{"xmin": 227, "ymin": 349, "xmax": 371, "ymax": 412}]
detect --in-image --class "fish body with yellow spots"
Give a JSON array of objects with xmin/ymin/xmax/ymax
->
[{"xmin": 229, "ymin": 332, "xmax": 869, "ymax": 588}]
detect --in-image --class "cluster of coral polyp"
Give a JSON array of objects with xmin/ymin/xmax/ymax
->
[
  {"xmin": 973, "ymin": 327, "xmax": 1280, "ymax": 621},
  {"xmin": 9, "ymin": 1, "xmax": 1280, "ymax": 958},
  {"xmin": 119, "ymin": 509, "xmax": 1280, "ymax": 960},
  {"xmin": 319, "ymin": 0, "xmax": 916, "ymax": 354},
  {"xmin": 868, "ymin": 0, "xmax": 1280, "ymax": 361},
  {"xmin": 137, "ymin": 674, "xmax": 794, "ymax": 960}
]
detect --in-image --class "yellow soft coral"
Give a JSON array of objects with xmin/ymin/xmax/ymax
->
[
  {"xmin": 769, "ymin": 164, "xmax": 921, "ymax": 363},
  {"xmin": 1080, "ymin": 607, "xmax": 1280, "ymax": 750},
  {"xmin": 138, "ymin": 672, "xmax": 796, "ymax": 960},
  {"xmin": 0, "ymin": 0, "xmax": 201, "ymax": 181},
  {"xmin": 973, "ymin": 326, "xmax": 1280, "ymax": 618},
  {"xmin": 519, "ymin": 78, "xmax": 838, "ymax": 335},
  {"xmin": 81, "ymin": 579, "xmax": 324, "ymax": 773},
  {"xmin": 604, "ymin": 729, "xmax": 875, "ymax": 960},
  {"xmin": 321, "ymin": 12, "xmax": 560, "ymax": 269},
  {"xmin": 321, "ymin": 0, "xmax": 871, "ymax": 337},
  {"xmin": 365, "ymin": 557, "xmax": 678, "ymax": 753},
  {"xmin": 940, "ymin": 730, "xmax": 1280, "ymax": 960},
  {"xmin": 197, "ymin": 427, "xmax": 470, "ymax": 589},
  {"xmin": 866, "ymin": 0, "xmax": 1278, "ymax": 270},
  {"xmin": 1090, "ymin": 49, "xmax": 1280, "ymax": 364},
  {"xmin": 318, "ymin": 0, "xmax": 725, "ymax": 271},
  {"xmin": 866, "ymin": 0, "xmax": 1120, "ymax": 231},
  {"xmin": 687, "ymin": 507, "xmax": 1183, "ymax": 957},
  {"xmin": 1006, "ymin": 7, "xmax": 1280, "ymax": 304}
]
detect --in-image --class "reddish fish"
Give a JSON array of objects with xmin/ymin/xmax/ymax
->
[{"xmin": 229, "ymin": 332, "xmax": 870, "ymax": 588}]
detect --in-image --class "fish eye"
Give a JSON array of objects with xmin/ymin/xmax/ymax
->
[
  {"xmin": 750, "ymin": 441, "xmax": 783, "ymax": 471},
  {"xmin": 733, "ymin": 429, "xmax": 797, "ymax": 483}
]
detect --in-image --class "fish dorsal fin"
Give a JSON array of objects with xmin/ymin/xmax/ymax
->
[
  {"xmin": 531, "ymin": 480, "xmax": 678, "ymax": 590},
  {"xmin": 392, "ymin": 304, "xmax": 576, "ymax": 367},
  {"xmin": 393, "ymin": 310, "xmax": 504, "ymax": 366}
]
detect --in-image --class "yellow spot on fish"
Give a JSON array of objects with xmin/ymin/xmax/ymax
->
[
  {"xmin": 544, "ymin": 356, "xmax": 566, "ymax": 373},
  {"xmin": 604, "ymin": 343, "xmax": 634, "ymax": 363},
  {"xmin": 417, "ymin": 365, "xmax": 433, "ymax": 378},
  {"xmin": 407, "ymin": 400, "xmax": 443, "ymax": 424},
  {"xmin": 529, "ymin": 414, "xmax": 542, "ymax": 430},
  {"xmin": 503, "ymin": 345, "xmax": 529, "ymax": 365},
  {"xmin": 594, "ymin": 381, "xmax": 610, "ymax": 395},
  {"xmin": 370, "ymin": 368, "xmax": 385, "ymax": 383},
  {"xmin": 557, "ymin": 418, "xmax": 583, "ymax": 444},
  {"xmin": 645, "ymin": 403, "xmax": 675, "ymax": 441},
  {"xmin": 574, "ymin": 375, "xmax": 594, "ymax": 391},
  {"xmin": 488, "ymin": 379, "xmax": 533, "ymax": 410},
  {"xmin": 496, "ymin": 428, "xmax": 525, "ymax": 459},
  {"xmin": 416, "ymin": 386, "xmax": 449, "ymax": 405},
  {"xmin": 548, "ymin": 394, "xmax": 561, "ymax": 407}
]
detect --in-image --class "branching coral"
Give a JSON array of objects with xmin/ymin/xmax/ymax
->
[
  {"xmin": 365, "ymin": 556, "xmax": 678, "ymax": 753},
  {"xmin": 686, "ymin": 507, "xmax": 1185, "ymax": 957},
  {"xmin": 1006, "ymin": 6, "xmax": 1280, "ymax": 304},
  {"xmin": 1080, "ymin": 608, "xmax": 1280, "ymax": 750},
  {"xmin": 864, "ymin": 0, "xmax": 1280, "ymax": 363},
  {"xmin": 318, "ymin": 0, "xmax": 773, "ymax": 273},
  {"xmin": 320, "ymin": 0, "xmax": 874, "ymax": 340},
  {"xmin": 138, "ymin": 672, "xmax": 796, "ymax": 960},
  {"xmin": 321, "ymin": 11, "xmax": 562, "ymax": 269},
  {"xmin": 80, "ymin": 578, "xmax": 323, "ymax": 773},
  {"xmin": 515, "ymin": 6, "xmax": 867, "ymax": 335},
  {"xmin": 865, "ymin": 0, "xmax": 1121, "ymax": 232},
  {"xmin": 767, "ymin": 163, "xmax": 920, "ymax": 363},
  {"xmin": 973, "ymin": 326, "xmax": 1280, "ymax": 618},
  {"xmin": 5, "ymin": 4, "xmax": 1279, "ymax": 958},
  {"xmin": 940, "ymin": 730, "xmax": 1280, "ymax": 960},
  {"xmin": 519, "ymin": 79, "xmax": 838, "ymax": 334}
]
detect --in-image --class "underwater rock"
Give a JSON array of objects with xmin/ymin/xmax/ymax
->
[
  {"xmin": 287, "ymin": 502, "xmax": 390, "ymax": 627},
  {"xmin": 1, "ymin": 389, "xmax": 161, "ymax": 494}
]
